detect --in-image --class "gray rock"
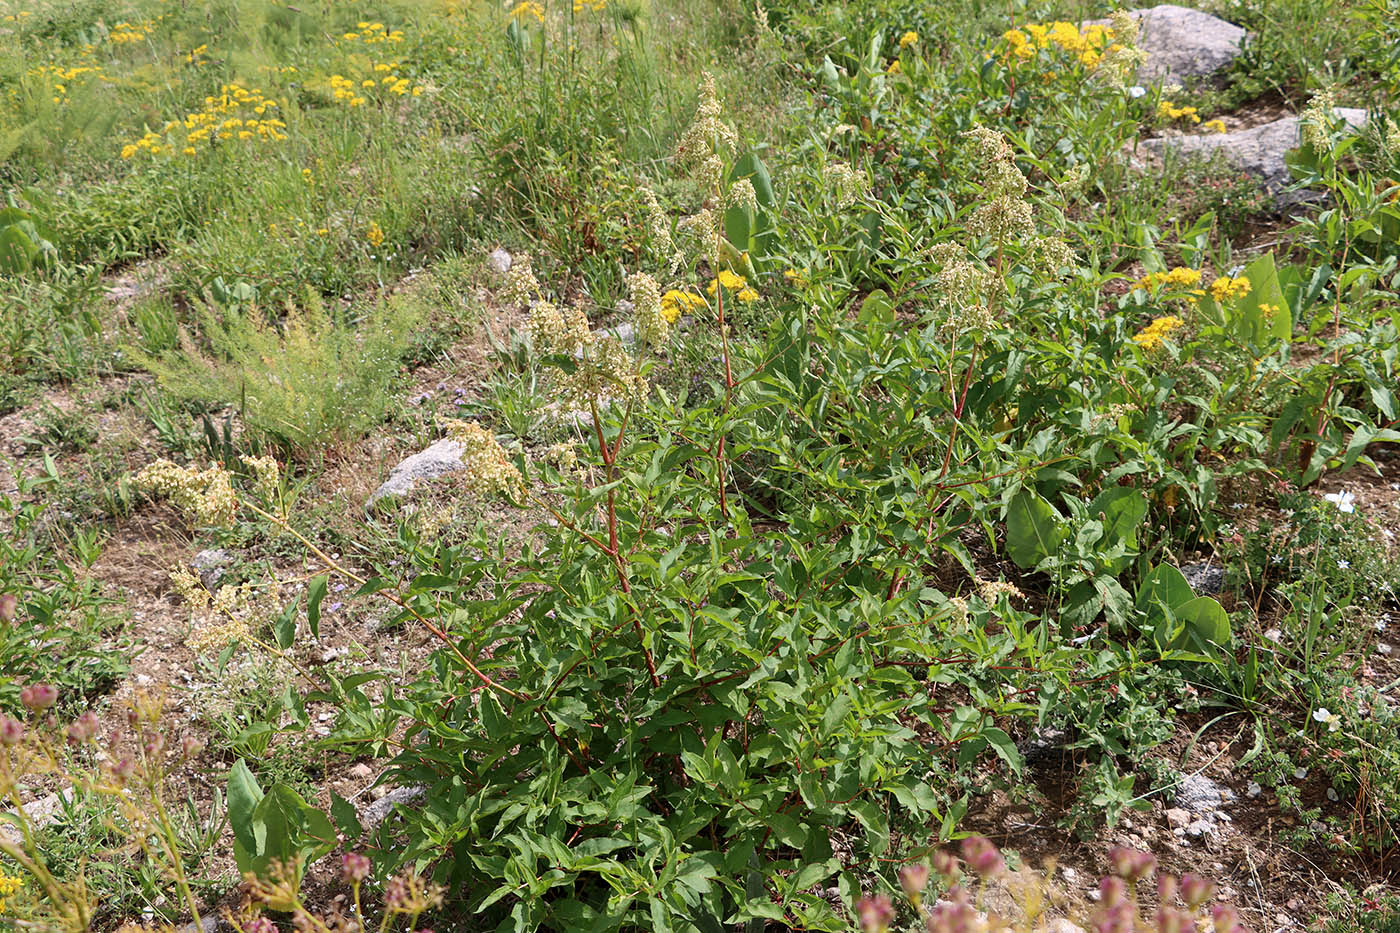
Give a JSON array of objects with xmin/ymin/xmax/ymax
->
[
  {"xmin": 1174, "ymin": 773, "xmax": 1230, "ymax": 812},
  {"xmin": 604, "ymin": 321, "xmax": 636, "ymax": 347},
  {"xmin": 1165, "ymin": 807, "xmax": 1191, "ymax": 828},
  {"xmin": 190, "ymin": 548, "xmax": 234, "ymax": 590},
  {"xmin": 367, "ymin": 438, "xmax": 466, "ymax": 506},
  {"xmin": 488, "ymin": 248, "xmax": 512, "ymax": 274},
  {"xmin": 1108, "ymin": 5, "xmax": 1246, "ymax": 84},
  {"xmin": 1140, "ymin": 109, "xmax": 1368, "ymax": 198},
  {"xmin": 178, "ymin": 916, "xmax": 221, "ymax": 933},
  {"xmin": 1247, "ymin": 781, "xmax": 1262, "ymax": 798},
  {"xmin": 1186, "ymin": 818, "xmax": 1215, "ymax": 839},
  {"xmin": 1038, "ymin": 919, "xmax": 1088, "ymax": 933},
  {"xmin": 1181, "ymin": 561, "xmax": 1224, "ymax": 596},
  {"xmin": 358, "ymin": 784, "xmax": 427, "ymax": 830}
]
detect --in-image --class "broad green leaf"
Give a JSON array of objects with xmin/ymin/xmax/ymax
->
[{"xmin": 1005, "ymin": 489, "xmax": 1064, "ymax": 569}]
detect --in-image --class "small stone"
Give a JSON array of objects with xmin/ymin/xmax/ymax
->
[
  {"xmin": 1037, "ymin": 919, "xmax": 1087, "ymax": 933},
  {"xmin": 134, "ymin": 673, "xmax": 154, "ymax": 687},
  {"xmin": 1186, "ymin": 819, "xmax": 1214, "ymax": 839},
  {"xmin": 1326, "ymin": 787, "xmax": 1339, "ymax": 802},
  {"xmin": 1165, "ymin": 807, "xmax": 1192, "ymax": 828},
  {"xmin": 1175, "ymin": 774, "xmax": 1228, "ymax": 812},
  {"xmin": 349, "ymin": 763, "xmax": 374, "ymax": 780},
  {"xmin": 487, "ymin": 248, "xmax": 512, "ymax": 274},
  {"xmin": 190, "ymin": 548, "xmax": 234, "ymax": 590},
  {"xmin": 1247, "ymin": 781, "xmax": 1262, "ymax": 798}
]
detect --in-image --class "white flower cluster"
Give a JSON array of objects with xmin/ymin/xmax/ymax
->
[
  {"xmin": 136, "ymin": 459, "xmax": 238, "ymax": 528},
  {"xmin": 675, "ymin": 72, "xmax": 737, "ymax": 187},
  {"xmin": 528, "ymin": 299, "xmax": 593, "ymax": 355},
  {"xmin": 823, "ymin": 162, "xmax": 868, "ymax": 209},
  {"xmin": 628, "ymin": 271, "xmax": 669, "ymax": 348},
  {"xmin": 448, "ymin": 420, "xmax": 525, "ymax": 498}
]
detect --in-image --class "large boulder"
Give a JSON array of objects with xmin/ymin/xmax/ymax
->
[
  {"xmin": 1139, "ymin": 109, "xmax": 1368, "ymax": 197},
  {"xmin": 1104, "ymin": 5, "xmax": 1246, "ymax": 84}
]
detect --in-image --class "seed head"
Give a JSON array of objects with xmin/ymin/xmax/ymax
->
[
  {"xmin": 341, "ymin": 852, "xmax": 372, "ymax": 884},
  {"xmin": 0, "ymin": 717, "xmax": 24, "ymax": 746},
  {"xmin": 67, "ymin": 711, "xmax": 100, "ymax": 745},
  {"xmin": 960, "ymin": 835, "xmax": 1004, "ymax": 878},
  {"xmin": 856, "ymin": 894, "xmax": 895, "ymax": 933}
]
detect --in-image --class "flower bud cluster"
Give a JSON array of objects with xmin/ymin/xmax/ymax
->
[
  {"xmin": 528, "ymin": 299, "xmax": 593, "ymax": 355},
  {"xmin": 240, "ymin": 454, "xmax": 281, "ymax": 503},
  {"xmin": 823, "ymin": 161, "xmax": 869, "ymax": 209}
]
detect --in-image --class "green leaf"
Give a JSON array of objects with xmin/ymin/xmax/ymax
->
[
  {"xmin": 330, "ymin": 791, "xmax": 362, "ymax": 841},
  {"xmin": 227, "ymin": 760, "xmax": 265, "ymax": 855},
  {"xmin": 306, "ymin": 575, "xmax": 327, "ymax": 640},
  {"xmin": 1004, "ymin": 490, "xmax": 1064, "ymax": 569},
  {"xmin": 273, "ymin": 600, "xmax": 296, "ymax": 650},
  {"xmin": 1136, "ymin": 564, "xmax": 1194, "ymax": 618},
  {"xmin": 981, "ymin": 727, "xmax": 1022, "ymax": 777},
  {"xmin": 1170, "ymin": 596, "xmax": 1232, "ymax": 657}
]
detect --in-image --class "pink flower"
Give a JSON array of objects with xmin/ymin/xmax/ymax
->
[
  {"xmin": 960, "ymin": 836, "xmax": 1004, "ymax": 878},
  {"xmin": 899, "ymin": 863, "xmax": 930, "ymax": 897},
  {"xmin": 0, "ymin": 716, "xmax": 24, "ymax": 746},
  {"xmin": 341, "ymin": 852, "xmax": 372, "ymax": 885},
  {"xmin": 66, "ymin": 712, "xmax": 100, "ymax": 745},
  {"xmin": 1181, "ymin": 874, "xmax": 1215, "ymax": 910},
  {"xmin": 1107, "ymin": 846, "xmax": 1156, "ymax": 883},
  {"xmin": 856, "ymin": 894, "xmax": 895, "ymax": 933},
  {"xmin": 20, "ymin": 683, "xmax": 57, "ymax": 712}
]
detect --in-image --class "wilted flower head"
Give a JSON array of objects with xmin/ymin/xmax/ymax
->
[
  {"xmin": 0, "ymin": 593, "xmax": 16, "ymax": 625},
  {"xmin": 960, "ymin": 835, "xmax": 1004, "ymax": 878},
  {"xmin": 20, "ymin": 683, "xmax": 58, "ymax": 712},
  {"xmin": 856, "ymin": 894, "xmax": 896, "ymax": 933},
  {"xmin": 447, "ymin": 421, "xmax": 525, "ymax": 498}
]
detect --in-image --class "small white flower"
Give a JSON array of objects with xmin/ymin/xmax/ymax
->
[
  {"xmin": 1337, "ymin": 559, "xmax": 1350, "ymax": 569},
  {"xmin": 1312, "ymin": 707, "xmax": 1341, "ymax": 732},
  {"xmin": 1323, "ymin": 490, "xmax": 1356, "ymax": 513},
  {"xmin": 1128, "ymin": 85, "xmax": 1147, "ymax": 98},
  {"xmin": 1263, "ymin": 628, "xmax": 1283, "ymax": 643}
]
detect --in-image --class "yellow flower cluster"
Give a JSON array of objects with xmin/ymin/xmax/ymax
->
[
  {"xmin": 1132, "ymin": 266, "xmax": 1202, "ymax": 291},
  {"xmin": 1209, "ymin": 275, "xmax": 1251, "ymax": 302},
  {"xmin": 1203, "ymin": 119, "xmax": 1227, "ymax": 133},
  {"xmin": 0, "ymin": 871, "xmax": 22, "ymax": 915},
  {"xmin": 135, "ymin": 460, "xmax": 238, "ymax": 527},
  {"xmin": 707, "ymin": 269, "xmax": 759, "ymax": 303},
  {"xmin": 661, "ymin": 289, "xmax": 705, "ymax": 322},
  {"xmin": 574, "ymin": 0, "xmax": 607, "ymax": 10},
  {"xmin": 340, "ymin": 21, "xmax": 405, "ymax": 44},
  {"xmin": 366, "ymin": 221, "xmax": 386, "ymax": 247},
  {"xmin": 28, "ymin": 62, "xmax": 103, "ymax": 104},
  {"xmin": 1002, "ymin": 21, "xmax": 1117, "ymax": 68},
  {"xmin": 1158, "ymin": 100, "xmax": 1201, "ymax": 123},
  {"xmin": 109, "ymin": 18, "xmax": 159, "ymax": 44},
  {"xmin": 328, "ymin": 63, "xmax": 424, "ymax": 107},
  {"xmin": 511, "ymin": 0, "xmax": 545, "ymax": 21},
  {"xmin": 121, "ymin": 83, "xmax": 286, "ymax": 159},
  {"xmin": 899, "ymin": 30, "xmax": 919, "ymax": 49},
  {"xmin": 185, "ymin": 44, "xmax": 209, "ymax": 66},
  {"xmin": 1132, "ymin": 315, "xmax": 1185, "ymax": 350},
  {"xmin": 1258, "ymin": 302, "xmax": 1280, "ymax": 320}
]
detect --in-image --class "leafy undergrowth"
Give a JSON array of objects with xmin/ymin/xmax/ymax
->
[{"xmin": 0, "ymin": 0, "xmax": 1399, "ymax": 931}]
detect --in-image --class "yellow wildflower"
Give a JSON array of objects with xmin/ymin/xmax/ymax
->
[
  {"xmin": 736, "ymin": 287, "xmax": 760, "ymax": 303},
  {"xmin": 1209, "ymin": 275, "xmax": 1251, "ymax": 302},
  {"xmin": 1132, "ymin": 315, "xmax": 1185, "ymax": 351},
  {"xmin": 1158, "ymin": 101, "xmax": 1202, "ymax": 124},
  {"xmin": 0, "ymin": 870, "xmax": 23, "ymax": 915},
  {"xmin": 899, "ymin": 31, "xmax": 919, "ymax": 49},
  {"xmin": 661, "ymin": 290, "xmax": 705, "ymax": 322},
  {"xmin": 366, "ymin": 222, "xmax": 386, "ymax": 248},
  {"xmin": 886, "ymin": 59, "xmax": 902, "ymax": 74},
  {"xmin": 511, "ymin": 0, "xmax": 545, "ymax": 22},
  {"xmin": 1203, "ymin": 119, "xmax": 1227, "ymax": 133}
]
